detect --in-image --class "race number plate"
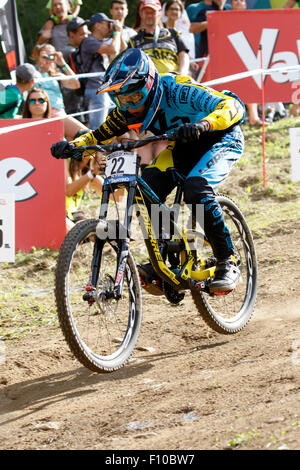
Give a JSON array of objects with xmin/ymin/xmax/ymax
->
[{"xmin": 104, "ymin": 151, "xmax": 137, "ymax": 185}]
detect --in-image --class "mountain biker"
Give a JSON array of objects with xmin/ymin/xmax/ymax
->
[{"xmin": 51, "ymin": 48, "xmax": 245, "ymax": 293}]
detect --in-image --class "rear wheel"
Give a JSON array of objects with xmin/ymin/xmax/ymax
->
[
  {"xmin": 191, "ymin": 195, "xmax": 257, "ymax": 334},
  {"xmin": 55, "ymin": 219, "xmax": 142, "ymax": 372}
]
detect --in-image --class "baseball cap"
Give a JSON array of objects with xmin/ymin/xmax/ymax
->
[
  {"xmin": 140, "ymin": 0, "xmax": 162, "ymax": 11},
  {"xmin": 16, "ymin": 63, "xmax": 41, "ymax": 84},
  {"xmin": 89, "ymin": 13, "xmax": 114, "ymax": 29},
  {"xmin": 67, "ymin": 17, "xmax": 88, "ymax": 33}
]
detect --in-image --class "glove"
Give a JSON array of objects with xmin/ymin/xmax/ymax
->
[
  {"xmin": 70, "ymin": 130, "xmax": 98, "ymax": 158},
  {"xmin": 51, "ymin": 141, "xmax": 76, "ymax": 159},
  {"xmin": 176, "ymin": 120, "xmax": 211, "ymax": 142}
]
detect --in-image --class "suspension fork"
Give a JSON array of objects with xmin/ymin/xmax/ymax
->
[
  {"xmin": 113, "ymin": 181, "xmax": 137, "ymax": 299},
  {"xmin": 88, "ymin": 185, "xmax": 111, "ymax": 289},
  {"xmin": 85, "ymin": 181, "xmax": 137, "ymax": 301}
]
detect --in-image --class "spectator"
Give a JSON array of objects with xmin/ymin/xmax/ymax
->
[
  {"xmin": 190, "ymin": 0, "xmax": 230, "ymax": 59},
  {"xmin": 0, "ymin": 64, "xmax": 41, "ymax": 118},
  {"xmin": 62, "ymin": 16, "xmax": 89, "ymax": 123},
  {"xmin": 163, "ymin": 0, "xmax": 185, "ymax": 29},
  {"xmin": 46, "ymin": 0, "xmax": 82, "ymax": 17},
  {"xmin": 33, "ymin": 43, "xmax": 87, "ymax": 140},
  {"xmin": 80, "ymin": 12, "xmax": 122, "ymax": 129},
  {"xmin": 65, "ymin": 152, "xmax": 104, "ymax": 233},
  {"xmin": 35, "ymin": 0, "xmax": 72, "ymax": 54},
  {"xmin": 162, "ymin": 0, "xmax": 195, "ymax": 59},
  {"xmin": 129, "ymin": 0, "xmax": 189, "ymax": 75},
  {"xmin": 21, "ymin": 85, "xmax": 100, "ymax": 233},
  {"xmin": 22, "ymin": 87, "xmax": 52, "ymax": 118},
  {"xmin": 62, "ymin": 16, "xmax": 88, "ymax": 60},
  {"xmin": 109, "ymin": 0, "xmax": 137, "ymax": 48}
]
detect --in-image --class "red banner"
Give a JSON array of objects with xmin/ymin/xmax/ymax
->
[
  {"xmin": 0, "ymin": 120, "xmax": 65, "ymax": 251},
  {"xmin": 207, "ymin": 10, "xmax": 300, "ymax": 103}
]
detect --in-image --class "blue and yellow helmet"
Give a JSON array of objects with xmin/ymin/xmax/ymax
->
[{"xmin": 97, "ymin": 48, "xmax": 163, "ymax": 133}]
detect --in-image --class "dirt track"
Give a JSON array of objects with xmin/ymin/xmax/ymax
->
[{"xmin": 0, "ymin": 222, "xmax": 300, "ymax": 451}]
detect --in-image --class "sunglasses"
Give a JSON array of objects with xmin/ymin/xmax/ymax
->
[{"xmin": 29, "ymin": 98, "xmax": 47, "ymax": 105}]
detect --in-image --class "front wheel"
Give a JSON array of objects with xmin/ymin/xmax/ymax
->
[
  {"xmin": 55, "ymin": 219, "xmax": 142, "ymax": 372},
  {"xmin": 191, "ymin": 195, "xmax": 258, "ymax": 334}
]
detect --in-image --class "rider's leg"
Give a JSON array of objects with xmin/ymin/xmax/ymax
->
[
  {"xmin": 141, "ymin": 141, "xmax": 178, "ymax": 206},
  {"xmin": 138, "ymin": 144, "xmax": 177, "ymax": 285},
  {"xmin": 182, "ymin": 127, "xmax": 244, "ymax": 291}
]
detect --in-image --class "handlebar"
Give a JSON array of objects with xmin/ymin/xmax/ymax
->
[{"xmin": 71, "ymin": 132, "xmax": 177, "ymax": 158}]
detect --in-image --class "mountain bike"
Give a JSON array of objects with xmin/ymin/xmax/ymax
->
[{"xmin": 55, "ymin": 133, "xmax": 258, "ymax": 373}]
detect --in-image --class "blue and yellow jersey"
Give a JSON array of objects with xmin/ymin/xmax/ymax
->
[
  {"xmin": 151, "ymin": 74, "xmax": 245, "ymax": 134},
  {"xmin": 72, "ymin": 74, "xmax": 245, "ymax": 147}
]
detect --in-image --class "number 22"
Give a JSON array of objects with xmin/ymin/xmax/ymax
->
[{"xmin": 111, "ymin": 157, "xmax": 125, "ymax": 175}]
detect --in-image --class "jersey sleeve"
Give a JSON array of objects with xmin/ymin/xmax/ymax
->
[
  {"xmin": 205, "ymin": 96, "xmax": 245, "ymax": 131},
  {"xmin": 165, "ymin": 75, "xmax": 245, "ymax": 130},
  {"xmin": 71, "ymin": 107, "xmax": 129, "ymax": 148}
]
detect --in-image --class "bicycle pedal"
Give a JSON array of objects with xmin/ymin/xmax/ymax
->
[{"xmin": 139, "ymin": 275, "xmax": 164, "ymax": 296}]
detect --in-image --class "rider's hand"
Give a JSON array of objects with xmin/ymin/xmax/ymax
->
[
  {"xmin": 70, "ymin": 130, "xmax": 99, "ymax": 158},
  {"xmin": 176, "ymin": 120, "xmax": 211, "ymax": 142},
  {"xmin": 51, "ymin": 141, "xmax": 76, "ymax": 159}
]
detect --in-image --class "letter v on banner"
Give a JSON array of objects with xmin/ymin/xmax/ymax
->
[
  {"xmin": 207, "ymin": 10, "xmax": 300, "ymax": 103},
  {"xmin": 228, "ymin": 29, "xmax": 279, "ymax": 88}
]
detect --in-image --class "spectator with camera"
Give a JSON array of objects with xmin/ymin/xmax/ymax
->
[
  {"xmin": 80, "ymin": 12, "xmax": 122, "ymax": 129},
  {"xmin": 33, "ymin": 43, "xmax": 87, "ymax": 140}
]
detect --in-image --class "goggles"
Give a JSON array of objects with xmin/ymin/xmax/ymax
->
[
  {"xmin": 113, "ymin": 91, "xmax": 147, "ymax": 111},
  {"xmin": 29, "ymin": 98, "xmax": 47, "ymax": 105}
]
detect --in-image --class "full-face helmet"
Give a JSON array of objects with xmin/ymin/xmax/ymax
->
[{"xmin": 97, "ymin": 48, "xmax": 163, "ymax": 133}]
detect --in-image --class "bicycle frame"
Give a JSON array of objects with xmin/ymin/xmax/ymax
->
[{"xmin": 87, "ymin": 147, "xmax": 215, "ymax": 301}]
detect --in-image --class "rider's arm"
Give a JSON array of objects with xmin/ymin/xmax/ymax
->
[
  {"xmin": 70, "ymin": 107, "xmax": 129, "ymax": 147},
  {"xmin": 170, "ymin": 76, "xmax": 245, "ymax": 131},
  {"xmin": 205, "ymin": 97, "xmax": 245, "ymax": 131},
  {"xmin": 178, "ymin": 51, "xmax": 190, "ymax": 76}
]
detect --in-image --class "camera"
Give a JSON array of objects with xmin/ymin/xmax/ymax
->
[{"xmin": 45, "ymin": 54, "xmax": 55, "ymax": 61}]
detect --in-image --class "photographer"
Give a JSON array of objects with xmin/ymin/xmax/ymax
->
[{"xmin": 80, "ymin": 12, "xmax": 122, "ymax": 129}]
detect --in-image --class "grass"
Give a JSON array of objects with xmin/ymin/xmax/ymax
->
[{"xmin": 1, "ymin": 114, "xmax": 300, "ymax": 342}]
